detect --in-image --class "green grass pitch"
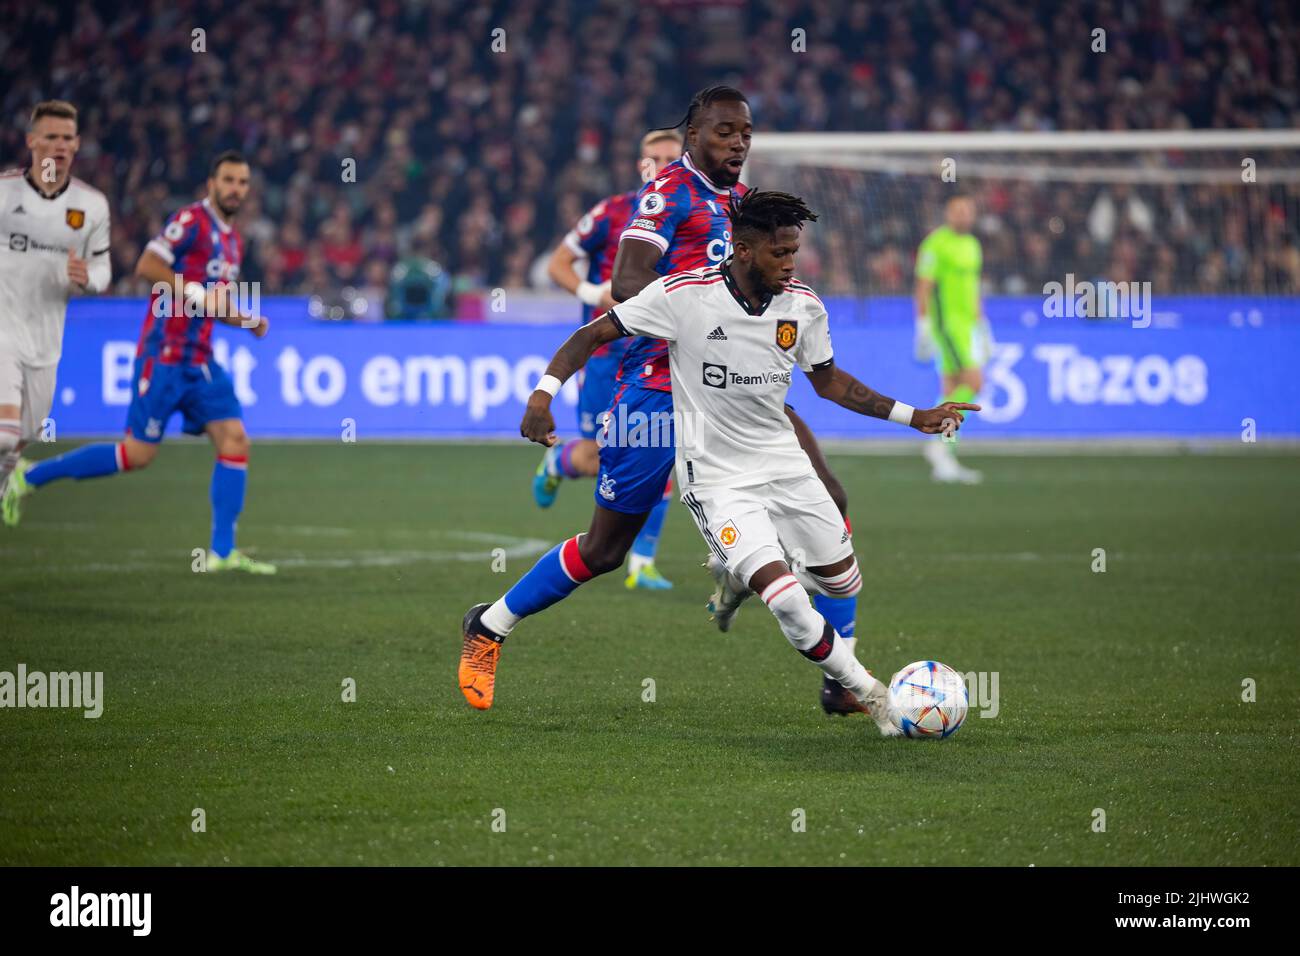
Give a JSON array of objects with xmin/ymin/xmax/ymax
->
[{"xmin": 2, "ymin": 442, "xmax": 1297, "ymax": 866}]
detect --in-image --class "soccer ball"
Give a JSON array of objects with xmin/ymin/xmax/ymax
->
[{"xmin": 888, "ymin": 661, "xmax": 968, "ymax": 739}]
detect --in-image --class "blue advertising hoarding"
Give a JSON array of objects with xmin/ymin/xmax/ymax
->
[{"xmin": 48, "ymin": 296, "xmax": 1298, "ymax": 440}]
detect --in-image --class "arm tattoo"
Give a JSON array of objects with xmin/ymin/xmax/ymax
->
[{"xmin": 834, "ymin": 370, "xmax": 895, "ymax": 419}]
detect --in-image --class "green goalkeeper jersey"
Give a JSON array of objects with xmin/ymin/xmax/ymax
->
[{"xmin": 915, "ymin": 226, "xmax": 982, "ymax": 326}]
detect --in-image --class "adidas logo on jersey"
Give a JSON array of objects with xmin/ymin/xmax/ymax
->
[
  {"xmin": 12, "ymin": 204, "xmax": 25, "ymax": 215},
  {"xmin": 706, "ymin": 326, "xmax": 727, "ymax": 340}
]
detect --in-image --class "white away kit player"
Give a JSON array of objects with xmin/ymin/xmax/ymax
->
[
  {"xmin": 0, "ymin": 101, "xmax": 111, "ymax": 513},
  {"xmin": 520, "ymin": 190, "xmax": 979, "ymax": 734}
]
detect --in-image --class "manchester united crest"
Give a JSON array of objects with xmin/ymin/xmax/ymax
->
[
  {"xmin": 775, "ymin": 319, "xmax": 797, "ymax": 351},
  {"xmin": 66, "ymin": 208, "xmax": 85, "ymax": 230}
]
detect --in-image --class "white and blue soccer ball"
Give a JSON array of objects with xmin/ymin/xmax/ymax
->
[{"xmin": 888, "ymin": 661, "xmax": 968, "ymax": 739}]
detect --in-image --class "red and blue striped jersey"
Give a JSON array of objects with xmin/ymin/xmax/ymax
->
[
  {"xmin": 139, "ymin": 198, "xmax": 244, "ymax": 365},
  {"xmin": 616, "ymin": 153, "xmax": 746, "ymax": 392},
  {"xmin": 562, "ymin": 190, "xmax": 635, "ymax": 360}
]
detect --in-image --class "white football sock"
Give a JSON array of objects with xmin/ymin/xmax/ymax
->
[
  {"xmin": 793, "ymin": 566, "xmax": 819, "ymax": 594},
  {"xmin": 480, "ymin": 599, "xmax": 521, "ymax": 638},
  {"xmin": 760, "ymin": 573, "xmax": 823, "ymax": 650},
  {"xmin": 0, "ymin": 449, "xmax": 18, "ymax": 484},
  {"xmin": 0, "ymin": 420, "xmax": 20, "ymax": 482},
  {"xmin": 817, "ymin": 636, "xmax": 881, "ymax": 702}
]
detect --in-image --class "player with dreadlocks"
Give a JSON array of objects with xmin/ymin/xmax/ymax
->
[
  {"xmin": 508, "ymin": 188, "xmax": 978, "ymax": 731},
  {"xmin": 457, "ymin": 88, "xmax": 869, "ymax": 713}
]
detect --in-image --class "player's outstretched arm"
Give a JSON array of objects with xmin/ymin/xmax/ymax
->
[
  {"xmin": 806, "ymin": 363, "xmax": 980, "ymax": 435},
  {"xmin": 520, "ymin": 316, "xmax": 627, "ymax": 446}
]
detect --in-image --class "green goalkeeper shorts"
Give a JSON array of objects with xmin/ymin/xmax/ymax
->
[{"xmin": 932, "ymin": 315, "xmax": 989, "ymax": 374}]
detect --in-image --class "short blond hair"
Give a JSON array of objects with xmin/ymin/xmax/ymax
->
[
  {"xmin": 29, "ymin": 100, "xmax": 78, "ymax": 130},
  {"xmin": 641, "ymin": 130, "xmax": 683, "ymax": 152}
]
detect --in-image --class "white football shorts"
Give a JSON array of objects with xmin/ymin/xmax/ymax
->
[
  {"xmin": 0, "ymin": 353, "xmax": 57, "ymax": 443},
  {"xmin": 680, "ymin": 472, "xmax": 853, "ymax": 587}
]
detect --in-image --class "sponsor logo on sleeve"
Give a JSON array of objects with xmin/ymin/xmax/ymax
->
[{"xmin": 638, "ymin": 191, "xmax": 666, "ymax": 216}]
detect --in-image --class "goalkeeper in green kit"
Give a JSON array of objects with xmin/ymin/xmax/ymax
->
[{"xmin": 913, "ymin": 192, "xmax": 990, "ymax": 484}]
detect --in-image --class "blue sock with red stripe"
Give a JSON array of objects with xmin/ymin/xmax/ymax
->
[
  {"xmin": 557, "ymin": 440, "xmax": 586, "ymax": 479},
  {"xmin": 210, "ymin": 455, "xmax": 247, "ymax": 559},
  {"xmin": 480, "ymin": 534, "xmax": 594, "ymax": 637},
  {"xmin": 26, "ymin": 442, "xmax": 126, "ymax": 487}
]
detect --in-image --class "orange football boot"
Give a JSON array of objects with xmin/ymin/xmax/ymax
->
[{"xmin": 459, "ymin": 603, "xmax": 503, "ymax": 710}]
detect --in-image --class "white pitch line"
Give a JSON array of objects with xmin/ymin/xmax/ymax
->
[
  {"xmin": 271, "ymin": 540, "xmax": 551, "ymax": 569},
  {"xmin": 5, "ymin": 533, "xmax": 553, "ymax": 573}
]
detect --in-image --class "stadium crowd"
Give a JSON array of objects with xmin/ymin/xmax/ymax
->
[{"xmin": 2, "ymin": 0, "xmax": 1297, "ymax": 302}]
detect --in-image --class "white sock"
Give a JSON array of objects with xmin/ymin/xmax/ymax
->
[
  {"xmin": 760, "ymin": 574, "xmax": 824, "ymax": 650},
  {"xmin": 0, "ymin": 419, "xmax": 20, "ymax": 483},
  {"xmin": 818, "ymin": 636, "xmax": 881, "ymax": 702},
  {"xmin": 761, "ymin": 576, "xmax": 880, "ymax": 697},
  {"xmin": 627, "ymin": 551, "xmax": 653, "ymax": 575},
  {"xmin": 480, "ymin": 599, "xmax": 521, "ymax": 638},
  {"xmin": 0, "ymin": 455, "xmax": 17, "ymax": 497}
]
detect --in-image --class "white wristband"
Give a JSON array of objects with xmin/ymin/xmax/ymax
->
[
  {"xmin": 536, "ymin": 374, "xmax": 564, "ymax": 398},
  {"xmin": 576, "ymin": 281, "xmax": 605, "ymax": 307},
  {"xmin": 888, "ymin": 401, "xmax": 915, "ymax": 426}
]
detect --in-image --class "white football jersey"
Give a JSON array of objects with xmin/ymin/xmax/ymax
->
[
  {"xmin": 0, "ymin": 169, "xmax": 112, "ymax": 366},
  {"xmin": 609, "ymin": 263, "xmax": 834, "ymax": 490}
]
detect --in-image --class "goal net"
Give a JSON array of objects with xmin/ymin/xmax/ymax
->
[{"xmin": 745, "ymin": 131, "xmax": 1300, "ymax": 321}]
